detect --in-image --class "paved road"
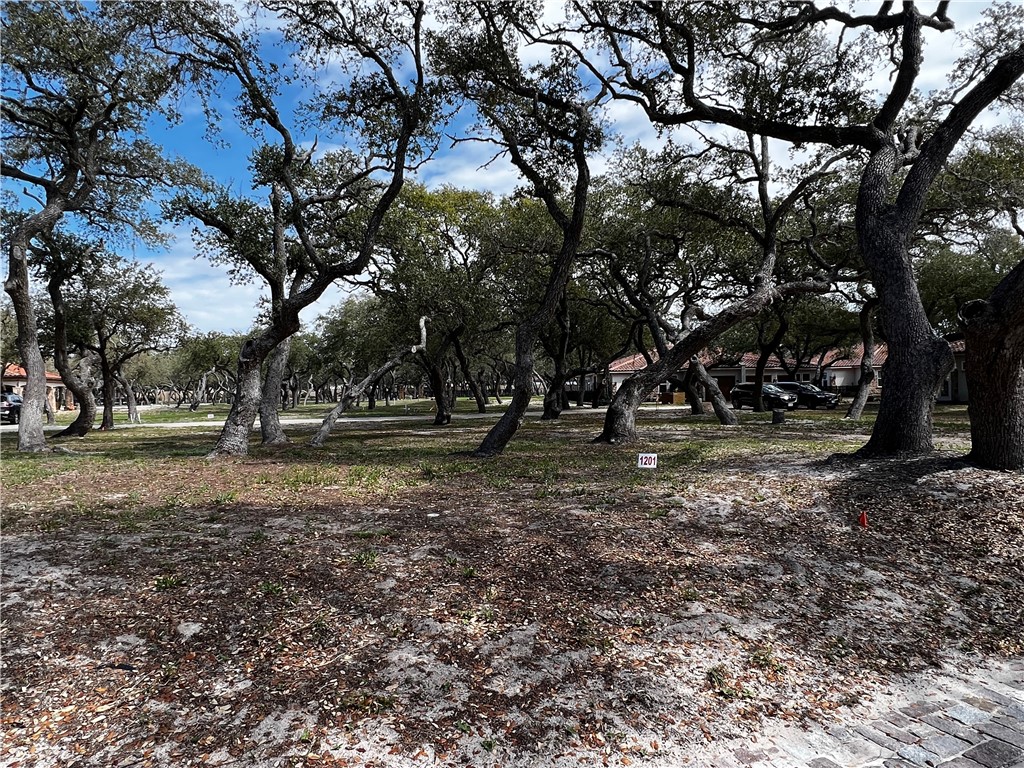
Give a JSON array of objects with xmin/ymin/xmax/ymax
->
[{"xmin": 708, "ymin": 659, "xmax": 1024, "ymax": 768}]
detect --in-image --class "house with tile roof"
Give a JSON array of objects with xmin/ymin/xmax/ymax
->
[
  {"xmin": 605, "ymin": 340, "xmax": 969, "ymax": 405},
  {"xmin": 1, "ymin": 364, "xmax": 74, "ymax": 411}
]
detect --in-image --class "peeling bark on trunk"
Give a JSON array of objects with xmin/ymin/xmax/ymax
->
[
  {"xmin": 259, "ymin": 335, "xmax": 291, "ymax": 446},
  {"xmin": 961, "ymin": 260, "xmax": 1024, "ymax": 470}
]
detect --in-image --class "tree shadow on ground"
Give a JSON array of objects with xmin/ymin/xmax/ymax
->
[{"xmin": 3, "ymin": 446, "xmax": 1022, "ymax": 766}]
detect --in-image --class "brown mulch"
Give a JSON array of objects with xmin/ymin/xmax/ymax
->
[{"xmin": 1, "ymin": 427, "xmax": 1022, "ymax": 767}]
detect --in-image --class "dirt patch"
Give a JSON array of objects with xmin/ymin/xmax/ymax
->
[{"xmin": 1, "ymin": 424, "xmax": 1021, "ymax": 767}]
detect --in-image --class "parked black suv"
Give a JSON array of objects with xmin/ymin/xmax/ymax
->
[
  {"xmin": 773, "ymin": 382, "xmax": 840, "ymax": 410},
  {"xmin": 1, "ymin": 392, "xmax": 23, "ymax": 424},
  {"xmin": 730, "ymin": 383, "xmax": 798, "ymax": 410}
]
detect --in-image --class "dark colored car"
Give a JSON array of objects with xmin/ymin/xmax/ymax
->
[
  {"xmin": 773, "ymin": 381, "xmax": 840, "ymax": 410},
  {"xmin": 730, "ymin": 383, "xmax": 798, "ymax": 410},
  {"xmin": 1, "ymin": 392, "xmax": 23, "ymax": 424}
]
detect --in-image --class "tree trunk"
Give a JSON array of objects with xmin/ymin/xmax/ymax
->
[
  {"xmin": 425, "ymin": 357, "xmax": 451, "ymax": 425},
  {"xmin": 190, "ymin": 369, "xmax": 211, "ymax": 411},
  {"xmin": 117, "ymin": 372, "xmax": 142, "ymax": 424},
  {"xmin": 595, "ymin": 272, "xmax": 827, "ymax": 443},
  {"xmin": 43, "ymin": 397, "xmax": 56, "ymax": 425},
  {"xmin": 489, "ymin": 364, "xmax": 504, "ymax": 405},
  {"xmin": 99, "ymin": 358, "xmax": 117, "ymax": 430},
  {"xmin": 856, "ymin": 146, "xmax": 953, "ymax": 456},
  {"xmin": 473, "ymin": 139, "xmax": 590, "ymax": 457},
  {"xmin": 453, "ymin": 335, "xmax": 486, "ymax": 413},
  {"xmin": 310, "ymin": 318, "xmax": 426, "ymax": 447},
  {"xmin": 259, "ymin": 335, "xmax": 290, "ymax": 446},
  {"xmin": 597, "ymin": 379, "xmax": 646, "ymax": 443},
  {"xmin": 845, "ymin": 299, "xmax": 879, "ymax": 421},
  {"xmin": 681, "ymin": 366, "xmax": 704, "ymax": 415},
  {"xmin": 4, "ymin": 229, "xmax": 51, "ymax": 451},
  {"xmin": 690, "ymin": 358, "xmax": 737, "ymax": 425},
  {"xmin": 960, "ymin": 260, "xmax": 1024, "ymax": 470},
  {"xmin": 209, "ymin": 340, "xmax": 267, "ymax": 457},
  {"xmin": 541, "ymin": 371, "xmax": 568, "ymax": 420},
  {"xmin": 47, "ymin": 275, "xmax": 98, "ymax": 438},
  {"xmin": 477, "ymin": 368, "xmax": 491, "ymax": 405},
  {"xmin": 541, "ymin": 296, "xmax": 571, "ymax": 421},
  {"xmin": 753, "ymin": 319, "xmax": 787, "ymax": 411}
]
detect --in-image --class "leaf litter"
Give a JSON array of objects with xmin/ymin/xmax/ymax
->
[{"xmin": 1, "ymin": 424, "xmax": 1021, "ymax": 767}]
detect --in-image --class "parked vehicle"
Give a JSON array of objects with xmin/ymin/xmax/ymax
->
[
  {"xmin": 730, "ymin": 383, "xmax": 798, "ymax": 410},
  {"xmin": 1, "ymin": 392, "xmax": 23, "ymax": 424},
  {"xmin": 773, "ymin": 381, "xmax": 840, "ymax": 410}
]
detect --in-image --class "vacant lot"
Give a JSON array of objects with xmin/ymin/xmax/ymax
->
[{"xmin": 1, "ymin": 403, "xmax": 1021, "ymax": 767}]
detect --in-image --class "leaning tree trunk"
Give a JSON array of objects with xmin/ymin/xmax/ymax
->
[
  {"xmin": 4, "ymin": 228, "xmax": 52, "ymax": 451},
  {"xmin": 690, "ymin": 358, "xmax": 737, "ymax": 426},
  {"xmin": 259, "ymin": 335, "xmax": 291, "ymax": 446},
  {"xmin": 310, "ymin": 318, "xmax": 427, "ymax": 447},
  {"xmin": 960, "ymin": 260, "xmax": 1024, "ymax": 470},
  {"xmin": 594, "ymin": 267, "xmax": 829, "ymax": 443},
  {"xmin": 845, "ymin": 299, "xmax": 879, "ymax": 421},
  {"xmin": 117, "ymin": 372, "xmax": 142, "ymax": 424},
  {"xmin": 856, "ymin": 147, "xmax": 953, "ymax": 456}
]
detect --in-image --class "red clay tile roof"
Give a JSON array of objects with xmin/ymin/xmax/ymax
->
[
  {"xmin": 735, "ymin": 351, "xmax": 792, "ymax": 369},
  {"xmin": 813, "ymin": 343, "xmax": 889, "ymax": 368},
  {"xmin": 608, "ymin": 351, "xmax": 655, "ymax": 373},
  {"xmin": 2, "ymin": 364, "xmax": 63, "ymax": 382},
  {"xmin": 610, "ymin": 339, "xmax": 963, "ymax": 376}
]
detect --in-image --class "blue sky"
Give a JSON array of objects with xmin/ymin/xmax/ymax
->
[{"xmin": 88, "ymin": 3, "xmax": 1003, "ymax": 335}]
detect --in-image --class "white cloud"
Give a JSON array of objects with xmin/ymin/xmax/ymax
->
[
  {"xmin": 415, "ymin": 140, "xmax": 524, "ymax": 195},
  {"xmin": 148, "ymin": 228, "xmax": 357, "ymax": 336}
]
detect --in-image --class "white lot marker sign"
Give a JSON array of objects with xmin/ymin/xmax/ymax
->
[{"xmin": 637, "ymin": 453, "xmax": 658, "ymax": 469}]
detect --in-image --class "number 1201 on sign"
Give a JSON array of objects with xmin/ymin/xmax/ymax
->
[{"xmin": 637, "ymin": 453, "xmax": 658, "ymax": 468}]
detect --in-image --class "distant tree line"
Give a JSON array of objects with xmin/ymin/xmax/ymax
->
[{"xmin": 3, "ymin": 1, "xmax": 1022, "ymax": 469}]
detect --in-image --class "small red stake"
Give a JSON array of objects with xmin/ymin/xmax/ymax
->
[{"xmin": 858, "ymin": 511, "xmax": 869, "ymax": 528}]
